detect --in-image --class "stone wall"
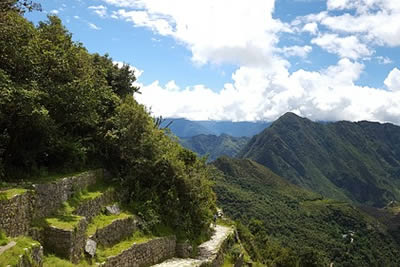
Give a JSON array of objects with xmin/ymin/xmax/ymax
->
[
  {"xmin": 73, "ymin": 189, "xmax": 115, "ymax": 222},
  {"xmin": 91, "ymin": 216, "xmax": 137, "ymax": 247},
  {"xmin": 33, "ymin": 170, "xmax": 102, "ymax": 219},
  {"xmin": 0, "ymin": 191, "xmax": 34, "ymax": 237},
  {"xmin": 17, "ymin": 243, "xmax": 43, "ymax": 267},
  {"xmin": 100, "ymin": 236, "xmax": 176, "ymax": 267},
  {"xmin": 42, "ymin": 218, "xmax": 88, "ymax": 264}
]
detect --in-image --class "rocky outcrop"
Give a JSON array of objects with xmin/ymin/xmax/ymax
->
[
  {"xmin": 17, "ymin": 244, "xmax": 43, "ymax": 267},
  {"xmin": 100, "ymin": 236, "xmax": 176, "ymax": 267}
]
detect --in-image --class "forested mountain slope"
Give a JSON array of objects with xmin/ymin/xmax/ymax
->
[
  {"xmin": 212, "ymin": 157, "xmax": 400, "ymax": 266},
  {"xmin": 238, "ymin": 112, "xmax": 400, "ymax": 207},
  {"xmin": 179, "ymin": 134, "xmax": 249, "ymax": 161}
]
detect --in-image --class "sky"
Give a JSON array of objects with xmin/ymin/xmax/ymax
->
[{"xmin": 25, "ymin": 0, "xmax": 400, "ymax": 123}]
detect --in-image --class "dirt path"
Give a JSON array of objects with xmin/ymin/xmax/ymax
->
[
  {"xmin": 152, "ymin": 225, "xmax": 233, "ymax": 267},
  {"xmin": 0, "ymin": 241, "xmax": 16, "ymax": 255}
]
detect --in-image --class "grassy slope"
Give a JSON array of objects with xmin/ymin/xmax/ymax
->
[
  {"xmin": 212, "ymin": 157, "xmax": 400, "ymax": 266},
  {"xmin": 180, "ymin": 134, "xmax": 250, "ymax": 161},
  {"xmin": 238, "ymin": 112, "xmax": 400, "ymax": 207}
]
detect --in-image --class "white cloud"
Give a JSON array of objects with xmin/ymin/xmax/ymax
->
[
  {"xmin": 105, "ymin": 0, "xmax": 287, "ymax": 67},
  {"xmin": 136, "ymin": 59, "xmax": 400, "ymax": 123},
  {"xmin": 377, "ymin": 56, "xmax": 393, "ymax": 65},
  {"xmin": 302, "ymin": 22, "xmax": 318, "ymax": 35},
  {"xmin": 113, "ymin": 61, "xmax": 144, "ymax": 81},
  {"xmin": 307, "ymin": 0, "xmax": 400, "ymax": 47},
  {"xmin": 89, "ymin": 5, "xmax": 108, "ymax": 17},
  {"xmin": 73, "ymin": 15, "xmax": 80, "ymax": 19},
  {"xmin": 100, "ymin": 0, "xmax": 400, "ymax": 124},
  {"xmin": 279, "ymin": 45, "xmax": 312, "ymax": 58},
  {"xmin": 50, "ymin": 9, "xmax": 59, "ymax": 14},
  {"xmin": 88, "ymin": 23, "xmax": 101, "ymax": 30},
  {"xmin": 311, "ymin": 34, "xmax": 372, "ymax": 59},
  {"xmin": 384, "ymin": 68, "xmax": 400, "ymax": 91}
]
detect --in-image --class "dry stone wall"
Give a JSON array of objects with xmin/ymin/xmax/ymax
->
[
  {"xmin": 100, "ymin": 236, "xmax": 176, "ymax": 267},
  {"xmin": 0, "ymin": 191, "xmax": 34, "ymax": 237},
  {"xmin": 42, "ymin": 218, "xmax": 88, "ymax": 264},
  {"xmin": 33, "ymin": 170, "xmax": 102, "ymax": 219},
  {"xmin": 73, "ymin": 189, "xmax": 115, "ymax": 222},
  {"xmin": 91, "ymin": 216, "xmax": 137, "ymax": 247}
]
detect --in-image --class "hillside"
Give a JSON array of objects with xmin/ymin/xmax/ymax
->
[
  {"xmin": 238, "ymin": 112, "xmax": 400, "ymax": 207},
  {"xmin": 179, "ymin": 134, "xmax": 250, "ymax": 161},
  {"xmin": 212, "ymin": 157, "xmax": 400, "ymax": 266},
  {"xmin": 162, "ymin": 118, "xmax": 270, "ymax": 137}
]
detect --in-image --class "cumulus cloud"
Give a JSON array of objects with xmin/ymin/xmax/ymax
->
[
  {"xmin": 136, "ymin": 60, "xmax": 400, "ymax": 123},
  {"xmin": 89, "ymin": 5, "xmax": 108, "ymax": 18},
  {"xmin": 105, "ymin": 0, "xmax": 287, "ymax": 67},
  {"xmin": 100, "ymin": 0, "xmax": 400, "ymax": 124},
  {"xmin": 311, "ymin": 34, "xmax": 372, "ymax": 59},
  {"xmin": 384, "ymin": 68, "xmax": 400, "ymax": 91},
  {"xmin": 88, "ymin": 23, "xmax": 101, "ymax": 30}
]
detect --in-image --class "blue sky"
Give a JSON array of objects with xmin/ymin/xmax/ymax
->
[{"xmin": 26, "ymin": 0, "xmax": 400, "ymax": 123}]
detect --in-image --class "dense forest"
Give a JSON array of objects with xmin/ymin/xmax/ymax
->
[
  {"xmin": 0, "ymin": 1, "xmax": 215, "ymax": 242},
  {"xmin": 212, "ymin": 157, "xmax": 400, "ymax": 266}
]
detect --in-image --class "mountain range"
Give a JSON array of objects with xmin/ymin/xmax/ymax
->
[
  {"xmin": 162, "ymin": 118, "xmax": 270, "ymax": 137},
  {"xmin": 179, "ymin": 134, "xmax": 249, "ymax": 161},
  {"xmin": 238, "ymin": 112, "xmax": 400, "ymax": 208}
]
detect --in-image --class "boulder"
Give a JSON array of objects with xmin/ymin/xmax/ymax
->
[
  {"xmin": 85, "ymin": 239, "xmax": 96, "ymax": 257},
  {"xmin": 105, "ymin": 204, "xmax": 120, "ymax": 215}
]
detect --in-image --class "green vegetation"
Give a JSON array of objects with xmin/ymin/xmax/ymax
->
[
  {"xmin": 0, "ymin": 236, "xmax": 40, "ymax": 266},
  {"xmin": 0, "ymin": 5, "xmax": 216, "ymax": 243},
  {"xmin": 0, "ymin": 188, "xmax": 28, "ymax": 200},
  {"xmin": 43, "ymin": 255, "xmax": 91, "ymax": 267},
  {"xmin": 0, "ymin": 230, "xmax": 8, "ymax": 246},
  {"xmin": 238, "ymin": 112, "xmax": 400, "ymax": 207},
  {"xmin": 96, "ymin": 231, "xmax": 152, "ymax": 262},
  {"xmin": 180, "ymin": 134, "xmax": 250, "ymax": 161},
  {"xmin": 86, "ymin": 212, "xmax": 132, "ymax": 236},
  {"xmin": 212, "ymin": 157, "xmax": 400, "ymax": 266}
]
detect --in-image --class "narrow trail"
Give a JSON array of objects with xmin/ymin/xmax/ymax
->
[
  {"xmin": 152, "ymin": 225, "xmax": 233, "ymax": 267},
  {"xmin": 0, "ymin": 241, "xmax": 16, "ymax": 255}
]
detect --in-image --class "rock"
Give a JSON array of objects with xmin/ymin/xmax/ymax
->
[
  {"xmin": 85, "ymin": 239, "xmax": 97, "ymax": 257},
  {"xmin": 105, "ymin": 204, "xmax": 120, "ymax": 215}
]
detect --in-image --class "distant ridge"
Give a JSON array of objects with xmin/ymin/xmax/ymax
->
[
  {"xmin": 238, "ymin": 112, "xmax": 400, "ymax": 207},
  {"xmin": 162, "ymin": 118, "xmax": 270, "ymax": 137}
]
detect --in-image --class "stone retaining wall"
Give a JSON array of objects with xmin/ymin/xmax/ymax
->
[
  {"xmin": 16, "ymin": 243, "xmax": 43, "ymax": 267},
  {"xmin": 33, "ymin": 170, "xmax": 102, "ymax": 219},
  {"xmin": 73, "ymin": 189, "xmax": 115, "ymax": 222},
  {"xmin": 0, "ymin": 191, "xmax": 34, "ymax": 237},
  {"xmin": 100, "ymin": 236, "xmax": 176, "ymax": 267},
  {"xmin": 91, "ymin": 216, "xmax": 137, "ymax": 247},
  {"xmin": 42, "ymin": 218, "xmax": 88, "ymax": 264}
]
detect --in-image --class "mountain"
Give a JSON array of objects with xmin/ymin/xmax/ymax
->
[
  {"xmin": 212, "ymin": 157, "xmax": 400, "ymax": 266},
  {"xmin": 162, "ymin": 118, "xmax": 270, "ymax": 137},
  {"xmin": 179, "ymin": 134, "xmax": 250, "ymax": 161},
  {"xmin": 238, "ymin": 112, "xmax": 400, "ymax": 207}
]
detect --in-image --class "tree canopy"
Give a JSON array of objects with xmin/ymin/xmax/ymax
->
[{"xmin": 0, "ymin": 9, "xmax": 215, "ymax": 241}]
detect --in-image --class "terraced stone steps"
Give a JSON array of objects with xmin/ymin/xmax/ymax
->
[
  {"xmin": 96, "ymin": 235, "xmax": 176, "ymax": 267},
  {"xmin": 36, "ymin": 184, "xmax": 116, "ymax": 263},
  {"xmin": 0, "ymin": 236, "xmax": 43, "ymax": 267},
  {"xmin": 87, "ymin": 211, "xmax": 138, "ymax": 248}
]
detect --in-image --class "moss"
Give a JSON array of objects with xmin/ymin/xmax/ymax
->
[
  {"xmin": 45, "ymin": 215, "xmax": 83, "ymax": 230},
  {"xmin": 86, "ymin": 212, "xmax": 131, "ymax": 236},
  {"xmin": 222, "ymin": 254, "xmax": 235, "ymax": 267},
  {"xmin": 96, "ymin": 231, "xmax": 152, "ymax": 262},
  {"xmin": 0, "ymin": 188, "xmax": 28, "ymax": 200},
  {"xmin": 0, "ymin": 236, "xmax": 40, "ymax": 266},
  {"xmin": 0, "ymin": 230, "xmax": 8, "ymax": 246},
  {"xmin": 43, "ymin": 254, "xmax": 93, "ymax": 267}
]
